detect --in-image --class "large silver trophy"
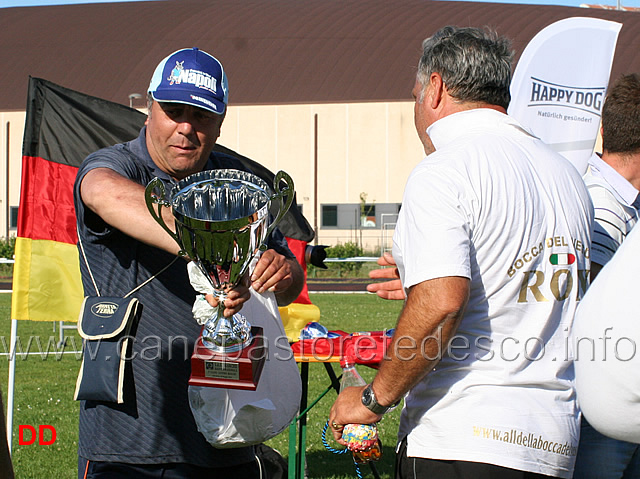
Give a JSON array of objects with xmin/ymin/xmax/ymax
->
[{"xmin": 145, "ymin": 169, "xmax": 294, "ymax": 390}]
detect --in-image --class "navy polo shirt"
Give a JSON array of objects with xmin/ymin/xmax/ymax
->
[{"xmin": 74, "ymin": 127, "xmax": 292, "ymax": 466}]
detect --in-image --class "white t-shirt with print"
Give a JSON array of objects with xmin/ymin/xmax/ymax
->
[{"xmin": 393, "ymin": 109, "xmax": 593, "ymax": 478}]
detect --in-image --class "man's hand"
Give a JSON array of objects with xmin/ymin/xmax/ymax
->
[
  {"xmin": 202, "ymin": 249, "xmax": 304, "ymax": 315},
  {"xmin": 251, "ymin": 250, "xmax": 304, "ymax": 306},
  {"xmin": 328, "ymin": 385, "xmax": 382, "ymax": 445},
  {"xmin": 204, "ymin": 276, "xmax": 252, "ymax": 318},
  {"xmin": 366, "ymin": 252, "xmax": 405, "ymax": 300}
]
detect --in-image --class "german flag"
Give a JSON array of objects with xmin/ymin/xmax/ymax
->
[
  {"xmin": 11, "ymin": 77, "xmax": 146, "ymax": 322},
  {"xmin": 12, "ymin": 77, "xmax": 317, "ymax": 326}
]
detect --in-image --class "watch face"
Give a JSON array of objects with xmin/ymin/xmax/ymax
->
[{"xmin": 362, "ymin": 386, "xmax": 373, "ymax": 406}]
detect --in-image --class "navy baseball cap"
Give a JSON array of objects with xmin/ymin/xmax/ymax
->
[{"xmin": 148, "ymin": 47, "xmax": 229, "ymax": 115}]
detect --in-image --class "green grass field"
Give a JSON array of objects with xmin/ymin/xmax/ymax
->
[{"xmin": 0, "ymin": 292, "xmax": 403, "ymax": 478}]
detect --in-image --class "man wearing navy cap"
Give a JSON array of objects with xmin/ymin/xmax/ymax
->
[{"xmin": 74, "ymin": 48, "xmax": 303, "ymax": 478}]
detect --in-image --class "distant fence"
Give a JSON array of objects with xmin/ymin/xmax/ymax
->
[
  {"xmin": 0, "ymin": 257, "xmax": 385, "ymax": 288},
  {"xmin": 309, "ymin": 256, "xmax": 380, "ymax": 279},
  {"xmin": 0, "ymin": 257, "xmax": 384, "ymax": 265},
  {"xmin": 324, "ymin": 257, "xmax": 379, "ymax": 263}
]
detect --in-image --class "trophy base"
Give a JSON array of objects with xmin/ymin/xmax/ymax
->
[{"xmin": 189, "ymin": 326, "xmax": 265, "ymax": 391}]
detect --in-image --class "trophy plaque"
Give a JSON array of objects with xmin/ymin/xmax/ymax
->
[{"xmin": 145, "ymin": 169, "xmax": 294, "ymax": 390}]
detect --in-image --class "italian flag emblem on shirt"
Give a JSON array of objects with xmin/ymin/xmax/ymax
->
[{"xmin": 549, "ymin": 253, "xmax": 576, "ymax": 266}]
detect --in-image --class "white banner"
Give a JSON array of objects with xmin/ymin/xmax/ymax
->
[{"xmin": 508, "ymin": 17, "xmax": 621, "ymax": 174}]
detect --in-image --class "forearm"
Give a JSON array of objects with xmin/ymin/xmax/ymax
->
[
  {"xmin": 80, "ymin": 168, "xmax": 183, "ymax": 256},
  {"xmin": 371, "ymin": 276, "xmax": 469, "ymax": 407},
  {"xmin": 328, "ymin": 275, "xmax": 470, "ymax": 432}
]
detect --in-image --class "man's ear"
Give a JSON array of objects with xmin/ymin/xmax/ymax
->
[{"xmin": 429, "ymin": 72, "xmax": 445, "ymax": 110}]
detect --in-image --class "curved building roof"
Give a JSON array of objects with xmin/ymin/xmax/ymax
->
[{"xmin": 1, "ymin": 0, "xmax": 639, "ymax": 110}]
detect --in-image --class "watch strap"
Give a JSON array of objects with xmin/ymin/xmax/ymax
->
[{"xmin": 362, "ymin": 383, "xmax": 397, "ymax": 415}]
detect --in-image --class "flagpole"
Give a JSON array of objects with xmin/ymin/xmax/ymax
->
[
  {"xmin": 4, "ymin": 122, "xmax": 9, "ymax": 239},
  {"xmin": 6, "ymin": 318, "xmax": 17, "ymax": 453}
]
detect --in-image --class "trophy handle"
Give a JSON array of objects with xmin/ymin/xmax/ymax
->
[
  {"xmin": 144, "ymin": 177, "xmax": 186, "ymax": 255},
  {"xmin": 262, "ymin": 171, "xmax": 295, "ymax": 251}
]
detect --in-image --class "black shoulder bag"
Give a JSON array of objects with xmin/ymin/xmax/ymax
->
[{"xmin": 73, "ymin": 234, "xmax": 177, "ymax": 403}]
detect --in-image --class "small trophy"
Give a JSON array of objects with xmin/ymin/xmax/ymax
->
[{"xmin": 145, "ymin": 169, "xmax": 294, "ymax": 390}]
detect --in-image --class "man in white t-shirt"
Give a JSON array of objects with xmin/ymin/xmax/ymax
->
[
  {"xmin": 330, "ymin": 26, "xmax": 593, "ymax": 479},
  {"xmin": 573, "ymin": 73, "xmax": 640, "ymax": 479}
]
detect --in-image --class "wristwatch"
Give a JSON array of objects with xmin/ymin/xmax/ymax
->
[{"xmin": 361, "ymin": 383, "xmax": 398, "ymax": 415}]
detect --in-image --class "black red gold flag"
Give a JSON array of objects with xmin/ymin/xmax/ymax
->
[{"xmin": 12, "ymin": 77, "xmax": 146, "ymax": 322}]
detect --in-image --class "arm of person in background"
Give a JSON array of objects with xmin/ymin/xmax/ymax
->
[
  {"xmin": 329, "ymin": 275, "xmax": 469, "ymax": 443},
  {"xmin": 366, "ymin": 252, "xmax": 406, "ymax": 300}
]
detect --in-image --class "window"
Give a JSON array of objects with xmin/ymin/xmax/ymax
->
[
  {"xmin": 360, "ymin": 204, "xmax": 376, "ymax": 228},
  {"xmin": 10, "ymin": 206, "xmax": 19, "ymax": 229},
  {"xmin": 319, "ymin": 203, "xmax": 400, "ymax": 230},
  {"xmin": 322, "ymin": 205, "xmax": 338, "ymax": 227}
]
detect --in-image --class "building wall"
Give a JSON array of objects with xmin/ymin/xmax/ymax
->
[
  {"xmin": 0, "ymin": 101, "xmax": 425, "ymax": 250},
  {"xmin": 0, "ymin": 100, "xmax": 603, "ymax": 251},
  {"xmin": 218, "ymin": 101, "xmax": 425, "ymax": 250},
  {"xmin": 0, "ymin": 111, "xmax": 25, "ymax": 240}
]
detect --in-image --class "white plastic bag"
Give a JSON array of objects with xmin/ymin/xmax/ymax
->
[{"xmin": 187, "ymin": 262, "xmax": 302, "ymax": 448}]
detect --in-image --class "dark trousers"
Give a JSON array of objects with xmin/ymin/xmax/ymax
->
[
  {"xmin": 395, "ymin": 438, "xmax": 554, "ymax": 479},
  {"xmin": 79, "ymin": 456, "xmax": 261, "ymax": 479}
]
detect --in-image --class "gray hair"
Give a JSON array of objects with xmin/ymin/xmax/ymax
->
[
  {"xmin": 146, "ymin": 92, "xmax": 154, "ymax": 115},
  {"xmin": 417, "ymin": 26, "xmax": 514, "ymax": 109}
]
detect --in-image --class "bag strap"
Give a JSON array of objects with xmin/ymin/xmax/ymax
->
[
  {"xmin": 77, "ymin": 229, "xmax": 100, "ymax": 294},
  {"xmin": 77, "ymin": 227, "xmax": 178, "ymax": 298}
]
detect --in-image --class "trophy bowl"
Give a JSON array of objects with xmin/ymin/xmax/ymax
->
[{"xmin": 145, "ymin": 168, "xmax": 294, "ymax": 389}]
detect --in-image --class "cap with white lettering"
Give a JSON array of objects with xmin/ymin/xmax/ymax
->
[{"xmin": 148, "ymin": 47, "xmax": 229, "ymax": 115}]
